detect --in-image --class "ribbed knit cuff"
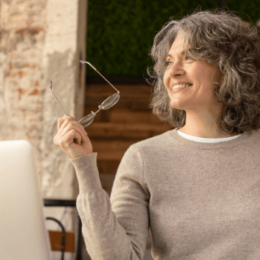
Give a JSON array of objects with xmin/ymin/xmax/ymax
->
[{"xmin": 69, "ymin": 153, "xmax": 103, "ymax": 193}]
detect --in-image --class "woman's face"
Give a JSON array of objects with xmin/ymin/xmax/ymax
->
[{"xmin": 163, "ymin": 33, "xmax": 223, "ymax": 114}]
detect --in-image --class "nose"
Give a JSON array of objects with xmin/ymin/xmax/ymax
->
[{"xmin": 167, "ymin": 61, "xmax": 185, "ymax": 77}]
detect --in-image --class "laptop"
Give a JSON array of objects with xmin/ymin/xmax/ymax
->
[{"xmin": 0, "ymin": 140, "xmax": 51, "ymax": 260}]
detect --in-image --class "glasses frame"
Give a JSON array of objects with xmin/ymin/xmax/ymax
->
[{"xmin": 50, "ymin": 60, "xmax": 120, "ymax": 127}]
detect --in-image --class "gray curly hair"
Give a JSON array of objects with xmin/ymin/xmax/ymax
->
[{"xmin": 147, "ymin": 8, "xmax": 260, "ymax": 134}]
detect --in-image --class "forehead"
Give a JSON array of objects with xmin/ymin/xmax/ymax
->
[{"xmin": 168, "ymin": 34, "xmax": 185, "ymax": 56}]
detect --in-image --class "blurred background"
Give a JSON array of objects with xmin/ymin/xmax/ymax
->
[{"xmin": 0, "ymin": 0, "xmax": 260, "ymax": 259}]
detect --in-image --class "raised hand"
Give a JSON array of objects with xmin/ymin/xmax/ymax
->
[{"xmin": 53, "ymin": 114, "xmax": 93, "ymax": 159}]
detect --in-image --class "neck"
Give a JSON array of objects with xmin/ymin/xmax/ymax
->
[{"xmin": 178, "ymin": 110, "xmax": 237, "ymax": 138}]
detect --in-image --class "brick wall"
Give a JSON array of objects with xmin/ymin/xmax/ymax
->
[
  {"xmin": 0, "ymin": 0, "xmax": 47, "ymax": 177},
  {"xmin": 0, "ymin": 0, "xmax": 86, "ymax": 196},
  {"xmin": 0, "ymin": 1, "xmax": 87, "ymax": 258}
]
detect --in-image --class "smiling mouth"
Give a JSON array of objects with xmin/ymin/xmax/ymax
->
[{"xmin": 170, "ymin": 84, "xmax": 193, "ymax": 91}]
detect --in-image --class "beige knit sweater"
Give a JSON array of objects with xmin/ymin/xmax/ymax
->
[{"xmin": 70, "ymin": 128, "xmax": 260, "ymax": 260}]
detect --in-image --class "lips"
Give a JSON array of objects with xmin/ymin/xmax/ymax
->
[{"xmin": 169, "ymin": 83, "xmax": 192, "ymax": 92}]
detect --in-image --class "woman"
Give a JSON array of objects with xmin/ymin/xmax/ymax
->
[{"xmin": 54, "ymin": 9, "xmax": 260, "ymax": 260}]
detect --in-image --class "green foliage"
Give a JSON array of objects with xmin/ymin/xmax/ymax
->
[
  {"xmin": 226, "ymin": 0, "xmax": 260, "ymax": 25},
  {"xmin": 86, "ymin": 0, "xmax": 260, "ymax": 77}
]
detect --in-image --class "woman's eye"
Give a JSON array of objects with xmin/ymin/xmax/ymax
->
[
  {"xmin": 165, "ymin": 56, "xmax": 192, "ymax": 67},
  {"xmin": 185, "ymin": 55, "xmax": 192, "ymax": 61}
]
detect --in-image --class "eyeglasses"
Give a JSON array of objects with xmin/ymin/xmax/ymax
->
[{"xmin": 50, "ymin": 60, "xmax": 120, "ymax": 127}]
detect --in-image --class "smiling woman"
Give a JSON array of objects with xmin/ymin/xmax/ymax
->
[
  {"xmin": 54, "ymin": 7, "xmax": 260, "ymax": 260},
  {"xmin": 147, "ymin": 8, "xmax": 260, "ymax": 137}
]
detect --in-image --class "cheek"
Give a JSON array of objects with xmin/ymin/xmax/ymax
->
[{"xmin": 163, "ymin": 72, "xmax": 168, "ymax": 87}]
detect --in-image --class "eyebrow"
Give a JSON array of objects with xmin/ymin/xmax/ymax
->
[{"xmin": 167, "ymin": 50, "xmax": 186, "ymax": 58}]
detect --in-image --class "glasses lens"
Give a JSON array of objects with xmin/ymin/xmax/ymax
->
[
  {"xmin": 78, "ymin": 112, "xmax": 96, "ymax": 127},
  {"xmin": 78, "ymin": 93, "xmax": 120, "ymax": 127},
  {"xmin": 99, "ymin": 93, "xmax": 120, "ymax": 110}
]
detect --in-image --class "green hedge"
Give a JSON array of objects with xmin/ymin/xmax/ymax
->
[{"xmin": 86, "ymin": 0, "xmax": 260, "ymax": 77}]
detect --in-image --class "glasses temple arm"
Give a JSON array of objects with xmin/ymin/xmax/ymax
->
[
  {"xmin": 50, "ymin": 81, "xmax": 67, "ymax": 115},
  {"xmin": 80, "ymin": 60, "xmax": 120, "ymax": 94}
]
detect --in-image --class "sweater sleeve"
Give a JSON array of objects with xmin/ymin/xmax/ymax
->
[{"xmin": 69, "ymin": 145, "xmax": 150, "ymax": 260}]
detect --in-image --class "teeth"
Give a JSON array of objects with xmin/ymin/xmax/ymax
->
[{"xmin": 172, "ymin": 84, "xmax": 191, "ymax": 90}]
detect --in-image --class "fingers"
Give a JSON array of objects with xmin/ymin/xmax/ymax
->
[
  {"xmin": 57, "ymin": 114, "xmax": 70, "ymax": 131},
  {"xmin": 57, "ymin": 114, "xmax": 87, "ymax": 141},
  {"xmin": 53, "ymin": 114, "xmax": 87, "ymax": 145},
  {"xmin": 55, "ymin": 129, "xmax": 82, "ymax": 149},
  {"xmin": 58, "ymin": 114, "xmax": 78, "ymax": 132}
]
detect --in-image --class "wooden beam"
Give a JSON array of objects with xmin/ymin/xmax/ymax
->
[
  {"xmin": 109, "ymin": 108, "xmax": 164, "ymax": 124},
  {"xmin": 86, "ymin": 122, "xmax": 172, "ymax": 139},
  {"xmin": 85, "ymin": 84, "xmax": 152, "ymax": 93},
  {"xmin": 98, "ymin": 160, "xmax": 120, "ymax": 175},
  {"xmin": 85, "ymin": 84, "xmax": 153, "ymax": 100},
  {"xmin": 92, "ymin": 140, "xmax": 133, "ymax": 161}
]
